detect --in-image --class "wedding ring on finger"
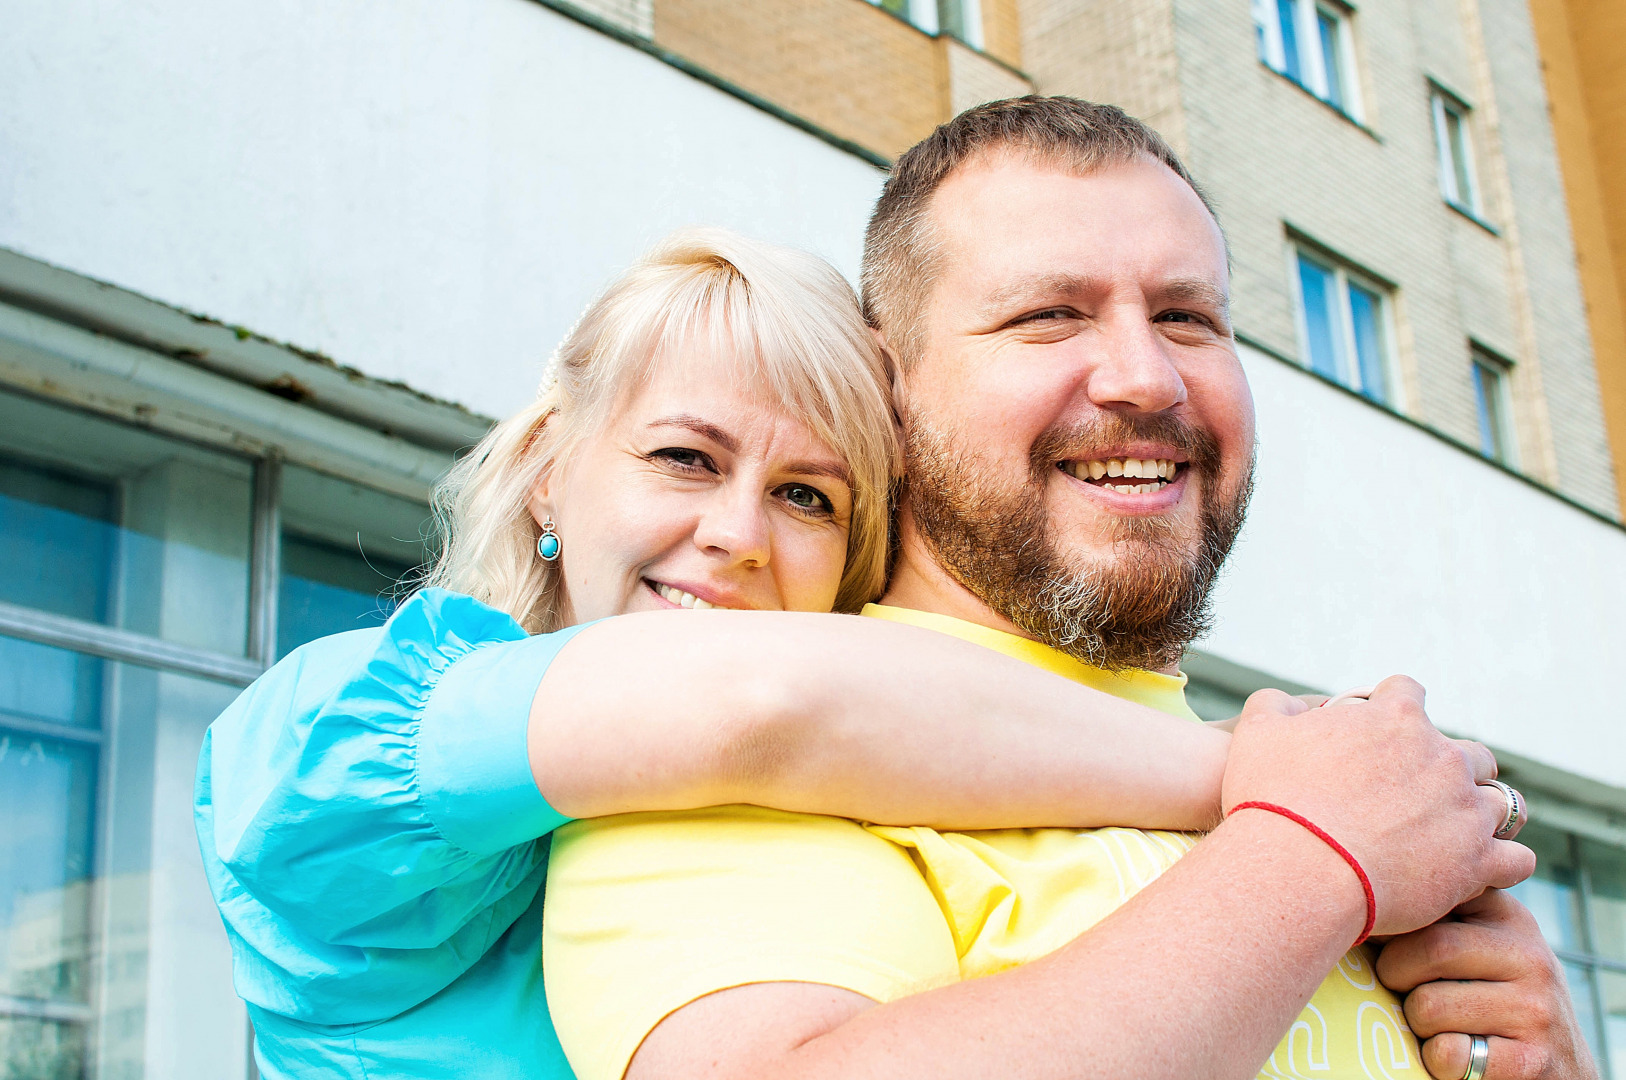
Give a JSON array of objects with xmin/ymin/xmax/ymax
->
[
  {"xmin": 1479, "ymin": 779, "xmax": 1526, "ymax": 839},
  {"xmin": 1321, "ymin": 686, "xmax": 1377, "ymax": 708},
  {"xmin": 1461, "ymin": 1034, "xmax": 1490, "ymax": 1080}
]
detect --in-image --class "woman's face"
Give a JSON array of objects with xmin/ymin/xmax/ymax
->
[{"xmin": 531, "ymin": 350, "xmax": 855, "ymax": 623}]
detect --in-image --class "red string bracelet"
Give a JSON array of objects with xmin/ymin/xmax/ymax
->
[{"xmin": 1227, "ymin": 801, "xmax": 1377, "ymax": 947}]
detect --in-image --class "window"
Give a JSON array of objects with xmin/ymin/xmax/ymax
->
[
  {"xmin": 1470, "ymin": 346, "xmax": 1516, "ymax": 464},
  {"xmin": 0, "ymin": 384, "xmax": 431, "ymax": 1079},
  {"xmin": 1293, "ymin": 245, "xmax": 1394, "ymax": 403},
  {"xmin": 1254, "ymin": 0, "xmax": 1361, "ymax": 118},
  {"xmin": 868, "ymin": 0, "xmax": 983, "ymax": 47},
  {"xmin": 1432, "ymin": 88, "xmax": 1482, "ymax": 216},
  {"xmin": 1510, "ymin": 822, "xmax": 1626, "ymax": 1078}
]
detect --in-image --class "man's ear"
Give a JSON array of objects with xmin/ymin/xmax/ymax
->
[{"xmin": 871, "ymin": 327, "xmax": 910, "ymax": 435}]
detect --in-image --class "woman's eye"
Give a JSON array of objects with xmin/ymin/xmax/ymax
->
[
  {"xmin": 780, "ymin": 484, "xmax": 834, "ymax": 515},
  {"xmin": 651, "ymin": 447, "xmax": 714, "ymax": 472}
]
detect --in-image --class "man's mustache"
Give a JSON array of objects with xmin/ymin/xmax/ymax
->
[{"xmin": 1029, "ymin": 412, "xmax": 1223, "ymax": 477}]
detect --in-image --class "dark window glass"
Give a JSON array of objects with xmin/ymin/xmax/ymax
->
[{"xmin": 276, "ymin": 534, "xmax": 413, "ymax": 657}]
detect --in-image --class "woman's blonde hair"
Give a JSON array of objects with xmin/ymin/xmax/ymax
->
[{"xmin": 423, "ymin": 227, "xmax": 900, "ymax": 633}]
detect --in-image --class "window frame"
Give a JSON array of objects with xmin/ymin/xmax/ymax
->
[
  {"xmin": 1469, "ymin": 343, "xmax": 1517, "ymax": 466},
  {"xmin": 1289, "ymin": 241, "xmax": 1399, "ymax": 405},
  {"xmin": 868, "ymin": 0, "xmax": 984, "ymax": 48},
  {"xmin": 1431, "ymin": 85, "xmax": 1483, "ymax": 218},
  {"xmin": 1255, "ymin": 0, "xmax": 1364, "ymax": 120},
  {"xmin": 0, "ymin": 291, "xmax": 451, "ymax": 1079}
]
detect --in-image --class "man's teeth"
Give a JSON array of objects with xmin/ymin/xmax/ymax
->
[
  {"xmin": 1062, "ymin": 458, "xmax": 1180, "ymax": 494},
  {"xmin": 655, "ymin": 583, "xmax": 721, "ymax": 610}
]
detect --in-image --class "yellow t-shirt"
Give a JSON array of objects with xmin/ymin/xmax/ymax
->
[{"xmin": 543, "ymin": 604, "xmax": 1426, "ymax": 1080}]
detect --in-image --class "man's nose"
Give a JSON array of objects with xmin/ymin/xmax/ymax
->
[
  {"xmin": 692, "ymin": 485, "xmax": 772, "ymax": 569},
  {"xmin": 1083, "ymin": 315, "xmax": 1188, "ymax": 413}
]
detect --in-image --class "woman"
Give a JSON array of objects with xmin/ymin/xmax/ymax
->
[{"xmin": 195, "ymin": 228, "xmax": 1231, "ymax": 1080}]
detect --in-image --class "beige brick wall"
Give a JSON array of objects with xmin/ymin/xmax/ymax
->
[
  {"xmin": 980, "ymin": 0, "xmax": 1024, "ymax": 68},
  {"xmin": 1531, "ymin": 0, "xmax": 1626, "ymax": 512},
  {"xmin": 1016, "ymin": 0, "xmax": 1186, "ymax": 153},
  {"xmin": 654, "ymin": 0, "xmax": 943, "ymax": 159},
  {"xmin": 944, "ymin": 36, "xmax": 1032, "ymax": 115}
]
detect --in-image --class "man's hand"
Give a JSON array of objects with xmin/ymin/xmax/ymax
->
[
  {"xmin": 1223, "ymin": 675, "xmax": 1536, "ymax": 935},
  {"xmin": 1376, "ymin": 889, "xmax": 1600, "ymax": 1080}
]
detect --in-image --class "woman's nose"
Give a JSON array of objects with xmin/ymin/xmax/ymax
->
[{"xmin": 692, "ymin": 488, "xmax": 771, "ymax": 568}]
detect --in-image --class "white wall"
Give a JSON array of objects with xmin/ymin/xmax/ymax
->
[
  {"xmin": 1211, "ymin": 345, "xmax": 1626, "ymax": 791},
  {"xmin": 0, "ymin": 0, "xmax": 884, "ymax": 421}
]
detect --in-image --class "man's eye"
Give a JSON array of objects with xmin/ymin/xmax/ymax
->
[
  {"xmin": 1158, "ymin": 311, "xmax": 1205, "ymax": 325},
  {"xmin": 1021, "ymin": 308, "xmax": 1073, "ymax": 322}
]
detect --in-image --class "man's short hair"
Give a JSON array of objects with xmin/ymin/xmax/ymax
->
[{"xmin": 860, "ymin": 95, "xmax": 1217, "ymax": 366}]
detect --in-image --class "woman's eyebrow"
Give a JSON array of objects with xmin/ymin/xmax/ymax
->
[
  {"xmin": 784, "ymin": 460, "xmax": 852, "ymax": 486},
  {"xmin": 647, "ymin": 415, "xmax": 738, "ymax": 452}
]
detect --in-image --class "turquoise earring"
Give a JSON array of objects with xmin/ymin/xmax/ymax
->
[{"xmin": 537, "ymin": 517, "xmax": 561, "ymax": 562}]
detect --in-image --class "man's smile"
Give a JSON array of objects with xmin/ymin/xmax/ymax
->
[{"xmin": 1059, "ymin": 456, "xmax": 1182, "ymax": 494}]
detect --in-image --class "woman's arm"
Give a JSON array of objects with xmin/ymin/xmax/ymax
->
[{"xmin": 530, "ymin": 610, "xmax": 1229, "ymax": 831}]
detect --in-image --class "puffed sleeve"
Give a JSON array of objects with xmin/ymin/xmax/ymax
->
[{"xmin": 194, "ymin": 588, "xmax": 593, "ymax": 1025}]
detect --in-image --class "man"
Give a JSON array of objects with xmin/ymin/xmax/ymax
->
[{"xmin": 543, "ymin": 98, "xmax": 1594, "ymax": 1080}]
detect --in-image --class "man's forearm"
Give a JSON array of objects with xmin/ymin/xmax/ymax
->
[{"xmin": 631, "ymin": 811, "xmax": 1366, "ymax": 1080}]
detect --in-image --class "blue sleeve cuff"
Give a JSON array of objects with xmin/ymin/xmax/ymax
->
[{"xmin": 416, "ymin": 621, "xmax": 596, "ymax": 854}]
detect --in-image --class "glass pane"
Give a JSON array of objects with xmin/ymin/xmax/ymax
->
[
  {"xmin": 1297, "ymin": 255, "xmax": 1342, "ymax": 382},
  {"xmin": 1582, "ymin": 839, "xmax": 1626, "ymax": 965},
  {"xmin": 0, "ymin": 644, "xmax": 247, "ymax": 1080},
  {"xmin": 936, "ymin": 0, "xmax": 965, "ymax": 38},
  {"xmin": 0, "ymin": 1016, "xmax": 88, "ymax": 1080},
  {"xmin": 1277, "ymin": 0, "xmax": 1303, "ymax": 82},
  {"xmin": 0, "ymin": 718, "xmax": 96, "ymax": 1006},
  {"xmin": 0, "ymin": 389, "xmax": 254, "ymax": 657},
  {"xmin": 1446, "ymin": 109, "xmax": 1475, "ymax": 210},
  {"xmin": 1601, "ymin": 969, "xmax": 1626, "ymax": 1080},
  {"xmin": 1317, "ymin": 9, "xmax": 1345, "ymax": 109},
  {"xmin": 1510, "ymin": 824, "xmax": 1587, "ymax": 954},
  {"xmin": 1472, "ymin": 360, "xmax": 1505, "ymax": 460},
  {"xmin": 1567, "ymin": 963, "xmax": 1605, "ymax": 1074},
  {"xmin": 1347, "ymin": 282, "xmax": 1387, "ymax": 403},
  {"xmin": 276, "ymin": 465, "xmax": 431, "ymax": 657}
]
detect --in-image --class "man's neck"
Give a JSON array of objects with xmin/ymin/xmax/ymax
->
[{"xmin": 879, "ymin": 515, "xmax": 1183, "ymax": 677}]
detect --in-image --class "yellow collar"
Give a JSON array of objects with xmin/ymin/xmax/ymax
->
[{"xmin": 861, "ymin": 603, "xmax": 1201, "ymax": 722}]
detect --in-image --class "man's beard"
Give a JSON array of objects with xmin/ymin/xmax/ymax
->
[{"xmin": 902, "ymin": 412, "xmax": 1253, "ymax": 672}]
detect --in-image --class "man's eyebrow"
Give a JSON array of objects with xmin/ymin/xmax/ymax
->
[
  {"xmin": 1156, "ymin": 278, "xmax": 1232, "ymax": 312},
  {"xmin": 646, "ymin": 415, "xmax": 739, "ymax": 453},
  {"xmin": 977, "ymin": 273, "xmax": 1101, "ymax": 317}
]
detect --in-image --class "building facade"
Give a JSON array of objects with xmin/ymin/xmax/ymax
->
[{"xmin": 0, "ymin": 0, "xmax": 1621, "ymax": 1076}]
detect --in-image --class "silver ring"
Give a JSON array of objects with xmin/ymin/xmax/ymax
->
[
  {"xmin": 1480, "ymin": 779, "xmax": 1525, "ymax": 838},
  {"xmin": 1461, "ymin": 1033, "xmax": 1489, "ymax": 1080}
]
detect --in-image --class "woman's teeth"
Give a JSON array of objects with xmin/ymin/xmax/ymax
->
[
  {"xmin": 654, "ymin": 583, "xmax": 721, "ymax": 610},
  {"xmin": 1062, "ymin": 457, "xmax": 1180, "ymax": 495}
]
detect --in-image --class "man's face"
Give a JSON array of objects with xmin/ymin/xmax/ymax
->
[{"xmin": 894, "ymin": 152, "xmax": 1256, "ymax": 671}]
